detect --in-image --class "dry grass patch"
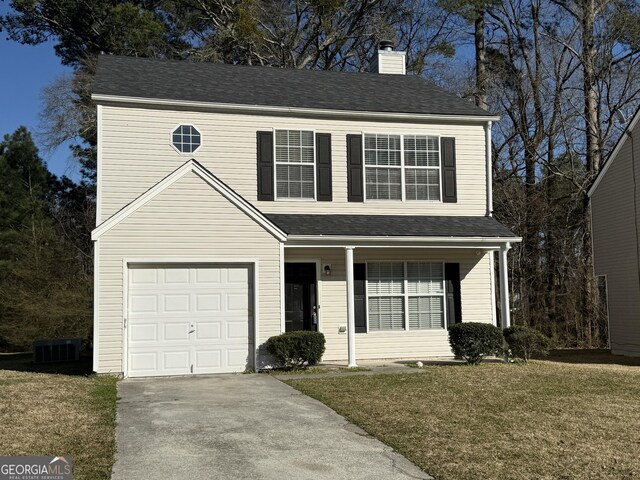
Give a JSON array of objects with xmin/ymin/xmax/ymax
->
[
  {"xmin": 0, "ymin": 367, "xmax": 117, "ymax": 480},
  {"xmin": 285, "ymin": 361, "xmax": 640, "ymax": 480}
]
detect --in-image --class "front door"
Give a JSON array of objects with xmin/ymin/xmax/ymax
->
[{"xmin": 285, "ymin": 263, "xmax": 317, "ymax": 332}]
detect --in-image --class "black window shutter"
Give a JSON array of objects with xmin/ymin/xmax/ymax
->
[
  {"xmin": 441, "ymin": 137, "xmax": 457, "ymax": 203},
  {"xmin": 354, "ymin": 263, "xmax": 367, "ymax": 333},
  {"xmin": 316, "ymin": 133, "xmax": 332, "ymax": 201},
  {"xmin": 347, "ymin": 134, "xmax": 364, "ymax": 202},
  {"xmin": 444, "ymin": 263, "xmax": 462, "ymax": 328},
  {"xmin": 257, "ymin": 131, "xmax": 274, "ymax": 201}
]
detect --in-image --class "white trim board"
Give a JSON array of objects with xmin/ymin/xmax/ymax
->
[
  {"xmin": 91, "ymin": 93, "xmax": 501, "ymax": 123},
  {"xmin": 92, "ymin": 239, "xmax": 100, "ymax": 373},
  {"xmin": 588, "ymin": 106, "xmax": 640, "ymax": 197},
  {"xmin": 96, "ymin": 104, "xmax": 103, "ymax": 225},
  {"xmin": 284, "ymin": 235, "xmax": 522, "ymax": 249},
  {"xmin": 91, "ymin": 159, "xmax": 287, "ymax": 242}
]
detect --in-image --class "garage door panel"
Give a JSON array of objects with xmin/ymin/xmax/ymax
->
[
  {"xmin": 194, "ymin": 350, "xmax": 221, "ymax": 370},
  {"xmin": 130, "ymin": 295, "xmax": 158, "ymax": 313},
  {"xmin": 130, "ymin": 323, "xmax": 158, "ymax": 343},
  {"xmin": 130, "ymin": 352, "xmax": 158, "ymax": 373},
  {"xmin": 163, "ymin": 322, "xmax": 191, "ymax": 341},
  {"xmin": 130, "ymin": 268, "xmax": 158, "ymax": 285},
  {"xmin": 128, "ymin": 264, "xmax": 252, "ymax": 377},
  {"xmin": 195, "ymin": 294, "xmax": 221, "ymax": 312},
  {"xmin": 163, "ymin": 350, "xmax": 190, "ymax": 370},
  {"xmin": 163, "ymin": 268, "xmax": 190, "ymax": 284},
  {"xmin": 195, "ymin": 268, "xmax": 221, "ymax": 284},
  {"xmin": 195, "ymin": 322, "xmax": 221, "ymax": 340},
  {"xmin": 226, "ymin": 321, "xmax": 249, "ymax": 340},
  {"xmin": 163, "ymin": 294, "xmax": 190, "ymax": 312},
  {"xmin": 227, "ymin": 268, "xmax": 249, "ymax": 283},
  {"xmin": 227, "ymin": 293, "xmax": 249, "ymax": 312},
  {"xmin": 227, "ymin": 349, "xmax": 249, "ymax": 368}
]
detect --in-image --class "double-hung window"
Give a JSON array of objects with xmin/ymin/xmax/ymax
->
[
  {"xmin": 367, "ymin": 262, "xmax": 445, "ymax": 331},
  {"xmin": 275, "ymin": 130, "xmax": 315, "ymax": 199},
  {"xmin": 364, "ymin": 133, "xmax": 440, "ymax": 201},
  {"xmin": 364, "ymin": 134, "xmax": 402, "ymax": 200}
]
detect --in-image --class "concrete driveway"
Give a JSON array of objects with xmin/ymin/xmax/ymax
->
[{"xmin": 112, "ymin": 374, "xmax": 431, "ymax": 480}]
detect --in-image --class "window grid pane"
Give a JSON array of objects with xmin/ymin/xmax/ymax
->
[
  {"xmin": 405, "ymin": 169, "xmax": 440, "ymax": 201},
  {"xmin": 365, "ymin": 167, "xmax": 402, "ymax": 200},
  {"xmin": 367, "ymin": 262, "xmax": 404, "ymax": 295},
  {"xmin": 404, "ymin": 135, "xmax": 439, "ymax": 167},
  {"xmin": 407, "ymin": 262, "xmax": 444, "ymax": 294},
  {"xmin": 409, "ymin": 297, "xmax": 444, "ymax": 329},
  {"xmin": 364, "ymin": 134, "xmax": 401, "ymax": 167},
  {"xmin": 369, "ymin": 297, "xmax": 405, "ymax": 331},
  {"xmin": 275, "ymin": 130, "xmax": 315, "ymax": 198}
]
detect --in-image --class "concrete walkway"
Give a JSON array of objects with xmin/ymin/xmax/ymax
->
[{"xmin": 112, "ymin": 374, "xmax": 431, "ymax": 480}]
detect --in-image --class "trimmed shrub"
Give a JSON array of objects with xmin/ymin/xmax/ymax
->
[
  {"xmin": 448, "ymin": 322, "xmax": 504, "ymax": 365},
  {"xmin": 265, "ymin": 331, "xmax": 326, "ymax": 369},
  {"xmin": 504, "ymin": 325, "xmax": 551, "ymax": 362}
]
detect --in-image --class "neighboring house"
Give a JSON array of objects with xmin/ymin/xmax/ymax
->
[
  {"xmin": 91, "ymin": 46, "xmax": 521, "ymax": 377},
  {"xmin": 589, "ymin": 107, "xmax": 640, "ymax": 357}
]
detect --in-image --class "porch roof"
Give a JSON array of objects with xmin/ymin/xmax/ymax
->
[{"xmin": 266, "ymin": 214, "xmax": 517, "ymax": 239}]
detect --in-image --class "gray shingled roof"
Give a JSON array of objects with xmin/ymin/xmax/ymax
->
[
  {"xmin": 93, "ymin": 55, "xmax": 491, "ymax": 117},
  {"xmin": 266, "ymin": 214, "xmax": 516, "ymax": 238}
]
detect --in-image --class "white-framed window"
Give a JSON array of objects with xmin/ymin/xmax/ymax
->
[
  {"xmin": 275, "ymin": 129, "xmax": 316, "ymax": 199},
  {"xmin": 364, "ymin": 134, "xmax": 402, "ymax": 200},
  {"xmin": 363, "ymin": 133, "xmax": 441, "ymax": 201},
  {"xmin": 171, "ymin": 125, "xmax": 201, "ymax": 153},
  {"xmin": 366, "ymin": 261, "xmax": 445, "ymax": 331}
]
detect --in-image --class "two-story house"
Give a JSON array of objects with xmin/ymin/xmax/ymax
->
[
  {"xmin": 91, "ymin": 48, "xmax": 520, "ymax": 377},
  {"xmin": 589, "ymin": 106, "xmax": 640, "ymax": 357}
]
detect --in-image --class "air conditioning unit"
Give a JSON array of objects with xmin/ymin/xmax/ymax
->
[{"xmin": 33, "ymin": 339, "xmax": 81, "ymax": 364}]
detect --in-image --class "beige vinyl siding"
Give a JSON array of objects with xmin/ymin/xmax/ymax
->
[
  {"xmin": 285, "ymin": 248, "xmax": 493, "ymax": 361},
  {"xmin": 99, "ymin": 105, "xmax": 487, "ymax": 222},
  {"xmin": 591, "ymin": 130, "xmax": 640, "ymax": 356},
  {"xmin": 96, "ymin": 171, "xmax": 282, "ymax": 373}
]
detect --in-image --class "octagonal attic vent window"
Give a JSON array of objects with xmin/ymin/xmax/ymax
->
[{"xmin": 172, "ymin": 125, "xmax": 201, "ymax": 153}]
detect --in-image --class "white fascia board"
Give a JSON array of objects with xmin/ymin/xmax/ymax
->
[
  {"xmin": 91, "ymin": 159, "xmax": 287, "ymax": 242},
  {"xmin": 588, "ymin": 107, "xmax": 640, "ymax": 197},
  {"xmin": 284, "ymin": 235, "xmax": 522, "ymax": 249},
  {"xmin": 91, "ymin": 94, "xmax": 501, "ymax": 123}
]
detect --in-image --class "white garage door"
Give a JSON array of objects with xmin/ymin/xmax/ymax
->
[{"xmin": 127, "ymin": 264, "xmax": 252, "ymax": 377}]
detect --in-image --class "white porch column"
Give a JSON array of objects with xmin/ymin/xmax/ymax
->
[
  {"xmin": 489, "ymin": 250, "xmax": 497, "ymax": 326},
  {"xmin": 499, "ymin": 242, "xmax": 512, "ymax": 328},
  {"xmin": 345, "ymin": 246, "xmax": 357, "ymax": 367}
]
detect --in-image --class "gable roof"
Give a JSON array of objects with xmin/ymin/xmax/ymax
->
[
  {"xmin": 93, "ymin": 55, "xmax": 494, "ymax": 118},
  {"xmin": 588, "ymin": 105, "xmax": 640, "ymax": 197},
  {"xmin": 267, "ymin": 214, "xmax": 517, "ymax": 238},
  {"xmin": 91, "ymin": 159, "xmax": 287, "ymax": 241}
]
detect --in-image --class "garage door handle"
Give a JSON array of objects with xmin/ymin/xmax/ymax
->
[{"xmin": 189, "ymin": 324, "xmax": 195, "ymax": 334}]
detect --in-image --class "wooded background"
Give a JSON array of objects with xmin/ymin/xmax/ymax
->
[{"xmin": 1, "ymin": 0, "xmax": 639, "ymax": 351}]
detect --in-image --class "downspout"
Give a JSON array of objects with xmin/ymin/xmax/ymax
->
[
  {"xmin": 485, "ymin": 121, "xmax": 493, "ymax": 217},
  {"xmin": 486, "ymin": 121, "xmax": 498, "ymax": 325}
]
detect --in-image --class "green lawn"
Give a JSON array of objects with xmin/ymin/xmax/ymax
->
[
  {"xmin": 285, "ymin": 358, "xmax": 640, "ymax": 480},
  {"xmin": 0, "ymin": 355, "xmax": 117, "ymax": 480}
]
